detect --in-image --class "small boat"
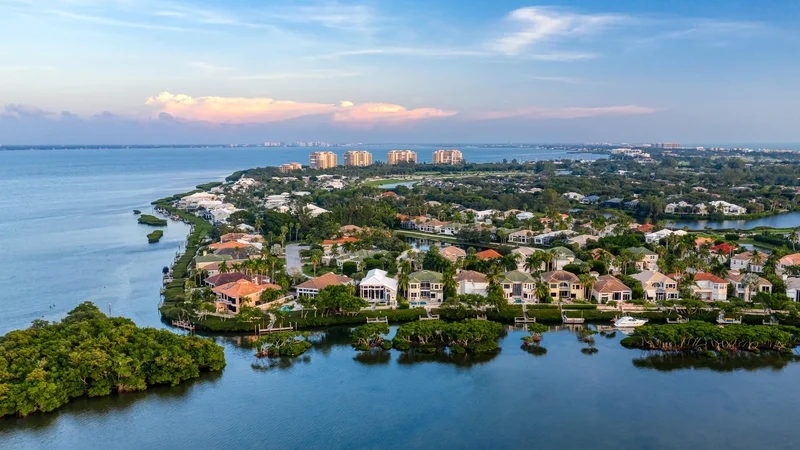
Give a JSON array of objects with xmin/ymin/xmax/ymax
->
[
  {"xmin": 614, "ymin": 316, "xmax": 648, "ymax": 328},
  {"xmin": 716, "ymin": 311, "xmax": 741, "ymax": 325}
]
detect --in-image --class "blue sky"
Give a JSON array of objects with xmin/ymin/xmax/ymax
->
[{"xmin": 1, "ymin": 0, "xmax": 798, "ymax": 144}]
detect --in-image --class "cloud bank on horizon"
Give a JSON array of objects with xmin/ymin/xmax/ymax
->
[{"xmin": 1, "ymin": 0, "xmax": 798, "ymax": 143}]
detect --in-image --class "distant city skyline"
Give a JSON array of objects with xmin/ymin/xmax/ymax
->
[{"xmin": 1, "ymin": 0, "xmax": 799, "ymax": 144}]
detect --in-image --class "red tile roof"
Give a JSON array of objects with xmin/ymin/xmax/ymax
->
[
  {"xmin": 322, "ymin": 237, "xmax": 359, "ymax": 245},
  {"xmin": 296, "ymin": 272, "xmax": 353, "ymax": 291},
  {"xmin": 476, "ymin": 249, "xmax": 502, "ymax": 260},
  {"xmin": 710, "ymin": 243, "xmax": 736, "ymax": 254},
  {"xmin": 694, "ymin": 272, "xmax": 728, "ymax": 284}
]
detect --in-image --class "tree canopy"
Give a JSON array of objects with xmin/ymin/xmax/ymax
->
[{"xmin": 0, "ymin": 302, "xmax": 226, "ymax": 417}]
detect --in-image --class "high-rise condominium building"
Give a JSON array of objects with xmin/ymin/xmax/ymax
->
[
  {"xmin": 309, "ymin": 151, "xmax": 337, "ymax": 169},
  {"xmin": 433, "ymin": 149, "xmax": 463, "ymax": 165},
  {"xmin": 387, "ymin": 150, "xmax": 417, "ymax": 165},
  {"xmin": 343, "ymin": 150, "xmax": 373, "ymax": 167},
  {"xmin": 280, "ymin": 162, "xmax": 302, "ymax": 173},
  {"xmin": 653, "ymin": 142, "xmax": 681, "ymax": 149}
]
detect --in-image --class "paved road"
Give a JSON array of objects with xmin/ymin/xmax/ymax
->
[{"xmin": 285, "ymin": 243, "xmax": 308, "ymax": 276}]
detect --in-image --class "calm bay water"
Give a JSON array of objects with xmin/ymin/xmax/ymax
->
[
  {"xmin": 2, "ymin": 147, "xmax": 800, "ymax": 449},
  {"xmin": 672, "ymin": 212, "xmax": 800, "ymax": 230}
]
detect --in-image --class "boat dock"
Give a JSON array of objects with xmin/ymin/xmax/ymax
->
[
  {"xmin": 257, "ymin": 323, "xmax": 296, "ymax": 333},
  {"xmin": 514, "ymin": 304, "xmax": 537, "ymax": 325},
  {"xmin": 561, "ymin": 311, "xmax": 585, "ymax": 324},
  {"xmin": 560, "ymin": 305, "xmax": 585, "ymax": 324},
  {"xmin": 716, "ymin": 311, "xmax": 742, "ymax": 325},
  {"xmin": 419, "ymin": 308, "xmax": 440, "ymax": 321},
  {"xmin": 666, "ymin": 317, "xmax": 689, "ymax": 324},
  {"xmin": 763, "ymin": 316, "xmax": 779, "ymax": 326},
  {"xmin": 171, "ymin": 320, "xmax": 195, "ymax": 331},
  {"xmin": 366, "ymin": 316, "xmax": 389, "ymax": 324}
]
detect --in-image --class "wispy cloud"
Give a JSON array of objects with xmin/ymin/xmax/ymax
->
[
  {"xmin": 45, "ymin": 9, "xmax": 188, "ymax": 32},
  {"xmin": 493, "ymin": 7, "xmax": 626, "ymax": 56},
  {"xmin": 316, "ymin": 47, "xmax": 492, "ymax": 59},
  {"xmin": 231, "ymin": 70, "xmax": 360, "ymax": 81},
  {"xmin": 531, "ymin": 76, "xmax": 583, "ymax": 84},
  {"xmin": 189, "ymin": 61, "xmax": 234, "ymax": 72},
  {"xmin": 474, "ymin": 105, "xmax": 657, "ymax": 120}
]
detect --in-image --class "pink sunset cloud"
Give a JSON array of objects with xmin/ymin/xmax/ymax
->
[{"xmin": 145, "ymin": 92, "xmax": 455, "ymax": 125}]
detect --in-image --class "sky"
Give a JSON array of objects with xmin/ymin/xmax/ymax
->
[{"xmin": 1, "ymin": 0, "xmax": 799, "ymax": 145}]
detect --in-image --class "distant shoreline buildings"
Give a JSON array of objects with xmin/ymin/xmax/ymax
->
[
  {"xmin": 344, "ymin": 150, "xmax": 373, "ymax": 167},
  {"xmin": 280, "ymin": 162, "xmax": 302, "ymax": 173},
  {"xmin": 309, "ymin": 151, "xmax": 337, "ymax": 169},
  {"xmin": 387, "ymin": 150, "xmax": 417, "ymax": 165},
  {"xmin": 433, "ymin": 149, "xmax": 463, "ymax": 165},
  {"xmin": 287, "ymin": 148, "xmax": 466, "ymax": 171}
]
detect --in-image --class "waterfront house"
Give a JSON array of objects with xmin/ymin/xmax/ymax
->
[
  {"xmin": 358, "ymin": 269, "xmax": 398, "ymax": 306},
  {"xmin": 730, "ymin": 251, "xmax": 768, "ymax": 273},
  {"xmin": 630, "ymin": 271, "xmax": 679, "ymax": 302},
  {"xmin": 690, "ymin": 272, "xmax": 730, "ymax": 302},
  {"xmin": 440, "ymin": 246, "xmax": 467, "ymax": 263},
  {"xmin": 456, "ymin": 270, "xmax": 488, "ymax": 296},
  {"xmin": 725, "ymin": 271, "xmax": 772, "ymax": 301},
  {"xmin": 500, "ymin": 270, "xmax": 537, "ymax": 304},
  {"xmin": 709, "ymin": 200, "xmax": 746, "ymax": 216},
  {"xmin": 541, "ymin": 270, "xmax": 585, "ymax": 301},
  {"xmin": 212, "ymin": 279, "xmax": 283, "ymax": 314},
  {"xmin": 296, "ymin": 272, "xmax": 354, "ymax": 298},
  {"xmin": 628, "ymin": 247, "xmax": 659, "ymax": 271},
  {"xmin": 591, "ymin": 275, "xmax": 632, "ymax": 303},
  {"xmin": 407, "ymin": 270, "xmax": 444, "ymax": 304},
  {"xmin": 417, "ymin": 219, "xmax": 451, "ymax": 234}
]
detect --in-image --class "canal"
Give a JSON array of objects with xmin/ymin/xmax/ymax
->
[{"xmin": 3, "ymin": 325, "xmax": 800, "ymax": 449}]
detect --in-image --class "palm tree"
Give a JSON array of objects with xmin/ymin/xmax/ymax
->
[
  {"xmin": 218, "ymin": 261, "xmax": 229, "ymax": 273},
  {"xmin": 442, "ymin": 265, "xmax": 457, "ymax": 300},
  {"xmin": 398, "ymin": 260, "xmax": 412, "ymax": 298},
  {"xmin": 254, "ymin": 217, "xmax": 264, "ymax": 236},
  {"xmin": 541, "ymin": 251, "xmax": 556, "ymax": 272},
  {"xmin": 710, "ymin": 262, "xmax": 728, "ymax": 278},
  {"xmin": 280, "ymin": 225, "xmax": 289, "ymax": 247},
  {"xmin": 524, "ymin": 253, "xmax": 543, "ymax": 274},
  {"xmin": 617, "ymin": 249, "xmax": 634, "ymax": 275},
  {"xmin": 534, "ymin": 281, "xmax": 550, "ymax": 303},
  {"xmin": 742, "ymin": 272, "xmax": 761, "ymax": 302},
  {"xmin": 310, "ymin": 250, "xmax": 322, "ymax": 276},
  {"xmin": 578, "ymin": 274, "xmax": 596, "ymax": 302}
]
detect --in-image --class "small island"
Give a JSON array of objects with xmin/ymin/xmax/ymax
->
[
  {"xmin": 0, "ymin": 302, "xmax": 226, "ymax": 418},
  {"xmin": 147, "ymin": 229, "xmax": 164, "ymax": 243},
  {"xmin": 138, "ymin": 214, "xmax": 168, "ymax": 226},
  {"xmin": 133, "ymin": 209, "xmax": 141, "ymax": 215},
  {"xmin": 620, "ymin": 322, "xmax": 800, "ymax": 354}
]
